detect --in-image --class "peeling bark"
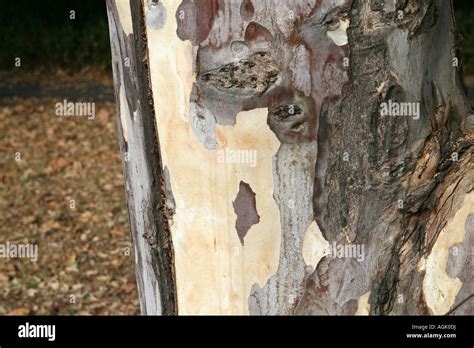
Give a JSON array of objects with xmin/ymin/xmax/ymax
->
[{"xmin": 107, "ymin": 0, "xmax": 473, "ymax": 315}]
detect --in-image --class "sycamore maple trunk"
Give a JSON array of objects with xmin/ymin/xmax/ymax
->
[{"xmin": 106, "ymin": 0, "xmax": 473, "ymax": 315}]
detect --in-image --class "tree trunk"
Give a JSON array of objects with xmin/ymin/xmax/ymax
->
[{"xmin": 106, "ymin": 0, "xmax": 473, "ymax": 315}]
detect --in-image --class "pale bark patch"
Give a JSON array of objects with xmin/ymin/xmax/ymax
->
[
  {"xmin": 146, "ymin": 0, "xmax": 281, "ymax": 314},
  {"xmin": 302, "ymin": 221, "xmax": 330, "ymax": 270},
  {"xmin": 116, "ymin": 0, "xmax": 133, "ymax": 35},
  {"xmin": 326, "ymin": 18, "xmax": 349, "ymax": 46},
  {"xmin": 355, "ymin": 291, "xmax": 371, "ymax": 315},
  {"xmin": 423, "ymin": 192, "xmax": 473, "ymax": 314}
]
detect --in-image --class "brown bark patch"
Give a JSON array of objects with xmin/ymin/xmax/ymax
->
[
  {"xmin": 176, "ymin": 0, "xmax": 222, "ymax": 44},
  {"xmin": 240, "ymin": 0, "xmax": 255, "ymax": 22},
  {"xmin": 233, "ymin": 181, "xmax": 260, "ymax": 245}
]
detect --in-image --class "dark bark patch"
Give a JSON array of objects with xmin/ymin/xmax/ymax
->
[
  {"xmin": 240, "ymin": 0, "xmax": 255, "ymax": 22},
  {"xmin": 244, "ymin": 22, "xmax": 274, "ymax": 48},
  {"xmin": 268, "ymin": 102, "xmax": 313, "ymax": 143},
  {"xmin": 233, "ymin": 181, "xmax": 260, "ymax": 245},
  {"xmin": 176, "ymin": 0, "xmax": 222, "ymax": 44},
  {"xmin": 199, "ymin": 51, "xmax": 279, "ymax": 95}
]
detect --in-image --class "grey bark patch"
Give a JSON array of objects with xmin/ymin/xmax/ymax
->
[
  {"xmin": 231, "ymin": 41, "xmax": 250, "ymax": 59},
  {"xmin": 447, "ymin": 213, "xmax": 473, "ymax": 280},
  {"xmin": 467, "ymin": 114, "xmax": 474, "ymax": 128},
  {"xmin": 147, "ymin": 0, "xmax": 167, "ymax": 30},
  {"xmin": 448, "ymin": 213, "xmax": 474, "ymax": 315},
  {"xmin": 446, "ymin": 241, "xmax": 469, "ymax": 279},
  {"xmin": 189, "ymin": 102, "xmax": 218, "ymax": 150},
  {"xmin": 250, "ymin": 141, "xmax": 318, "ymax": 315},
  {"xmin": 233, "ymin": 181, "xmax": 260, "ymax": 245},
  {"xmin": 289, "ymin": 45, "xmax": 312, "ymax": 96}
]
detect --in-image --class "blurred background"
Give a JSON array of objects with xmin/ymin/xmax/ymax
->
[
  {"xmin": 0, "ymin": 0, "xmax": 138, "ymax": 315},
  {"xmin": 0, "ymin": 0, "xmax": 472, "ymax": 315}
]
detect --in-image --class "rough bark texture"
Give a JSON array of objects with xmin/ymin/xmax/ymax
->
[
  {"xmin": 299, "ymin": 0, "xmax": 473, "ymax": 316},
  {"xmin": 107, "ymin": 0, "xmax": 473, "ymax": 315}
]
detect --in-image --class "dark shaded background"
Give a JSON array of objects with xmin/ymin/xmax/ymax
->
[
  {"xmin": 0, "ymin": 0, "xmax": 111, "ymax": 71},
  {"xmin": 455, "ymin": 0, "xmax": 474, "ymax": 74},
  {"xmin": 0, "ymin": 0, "xmax": 473, "ymax": 73}
]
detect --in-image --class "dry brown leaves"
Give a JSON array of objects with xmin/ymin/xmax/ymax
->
[{"xmin": 0, "ymin": 92, "xmax": 139, "ymax": 315}]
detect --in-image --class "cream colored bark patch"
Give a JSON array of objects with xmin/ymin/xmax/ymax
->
[
  {"xmin": 119, "ymin": 85, "xmax": 128, "ymax": 142},
  {"xmin": 423, "ymin": 192, "xmax": 473, "ymax": 314},
  {"xmin": 355, "ymin": 291, "xmax": 371, "ymax": 315},
  {"xmin": 327, "ymin": 19, "xmax": 349, "ymax": 46},
  {"xmin": 145, "ymin": 0, "xmax": 281, "ymax": 314},
  {"xmin": 115, "ymin": 0, "xmax": 134, "ymax": 36},
  {"xmin": 114, "ymin": 0, "xmax": 133, "ymax": 143},
  {"xmin": 302, "ymin": 221, "xmax": 330, "ymax": 269}
]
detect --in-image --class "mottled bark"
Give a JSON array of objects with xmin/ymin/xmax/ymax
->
[
  {"xmin": 107, "ymin": 0, "xmax": 473, "ymax": 315},
  {"xmin": 298, "ymin": 0, "xmax": 473, "ymax": 316}
]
